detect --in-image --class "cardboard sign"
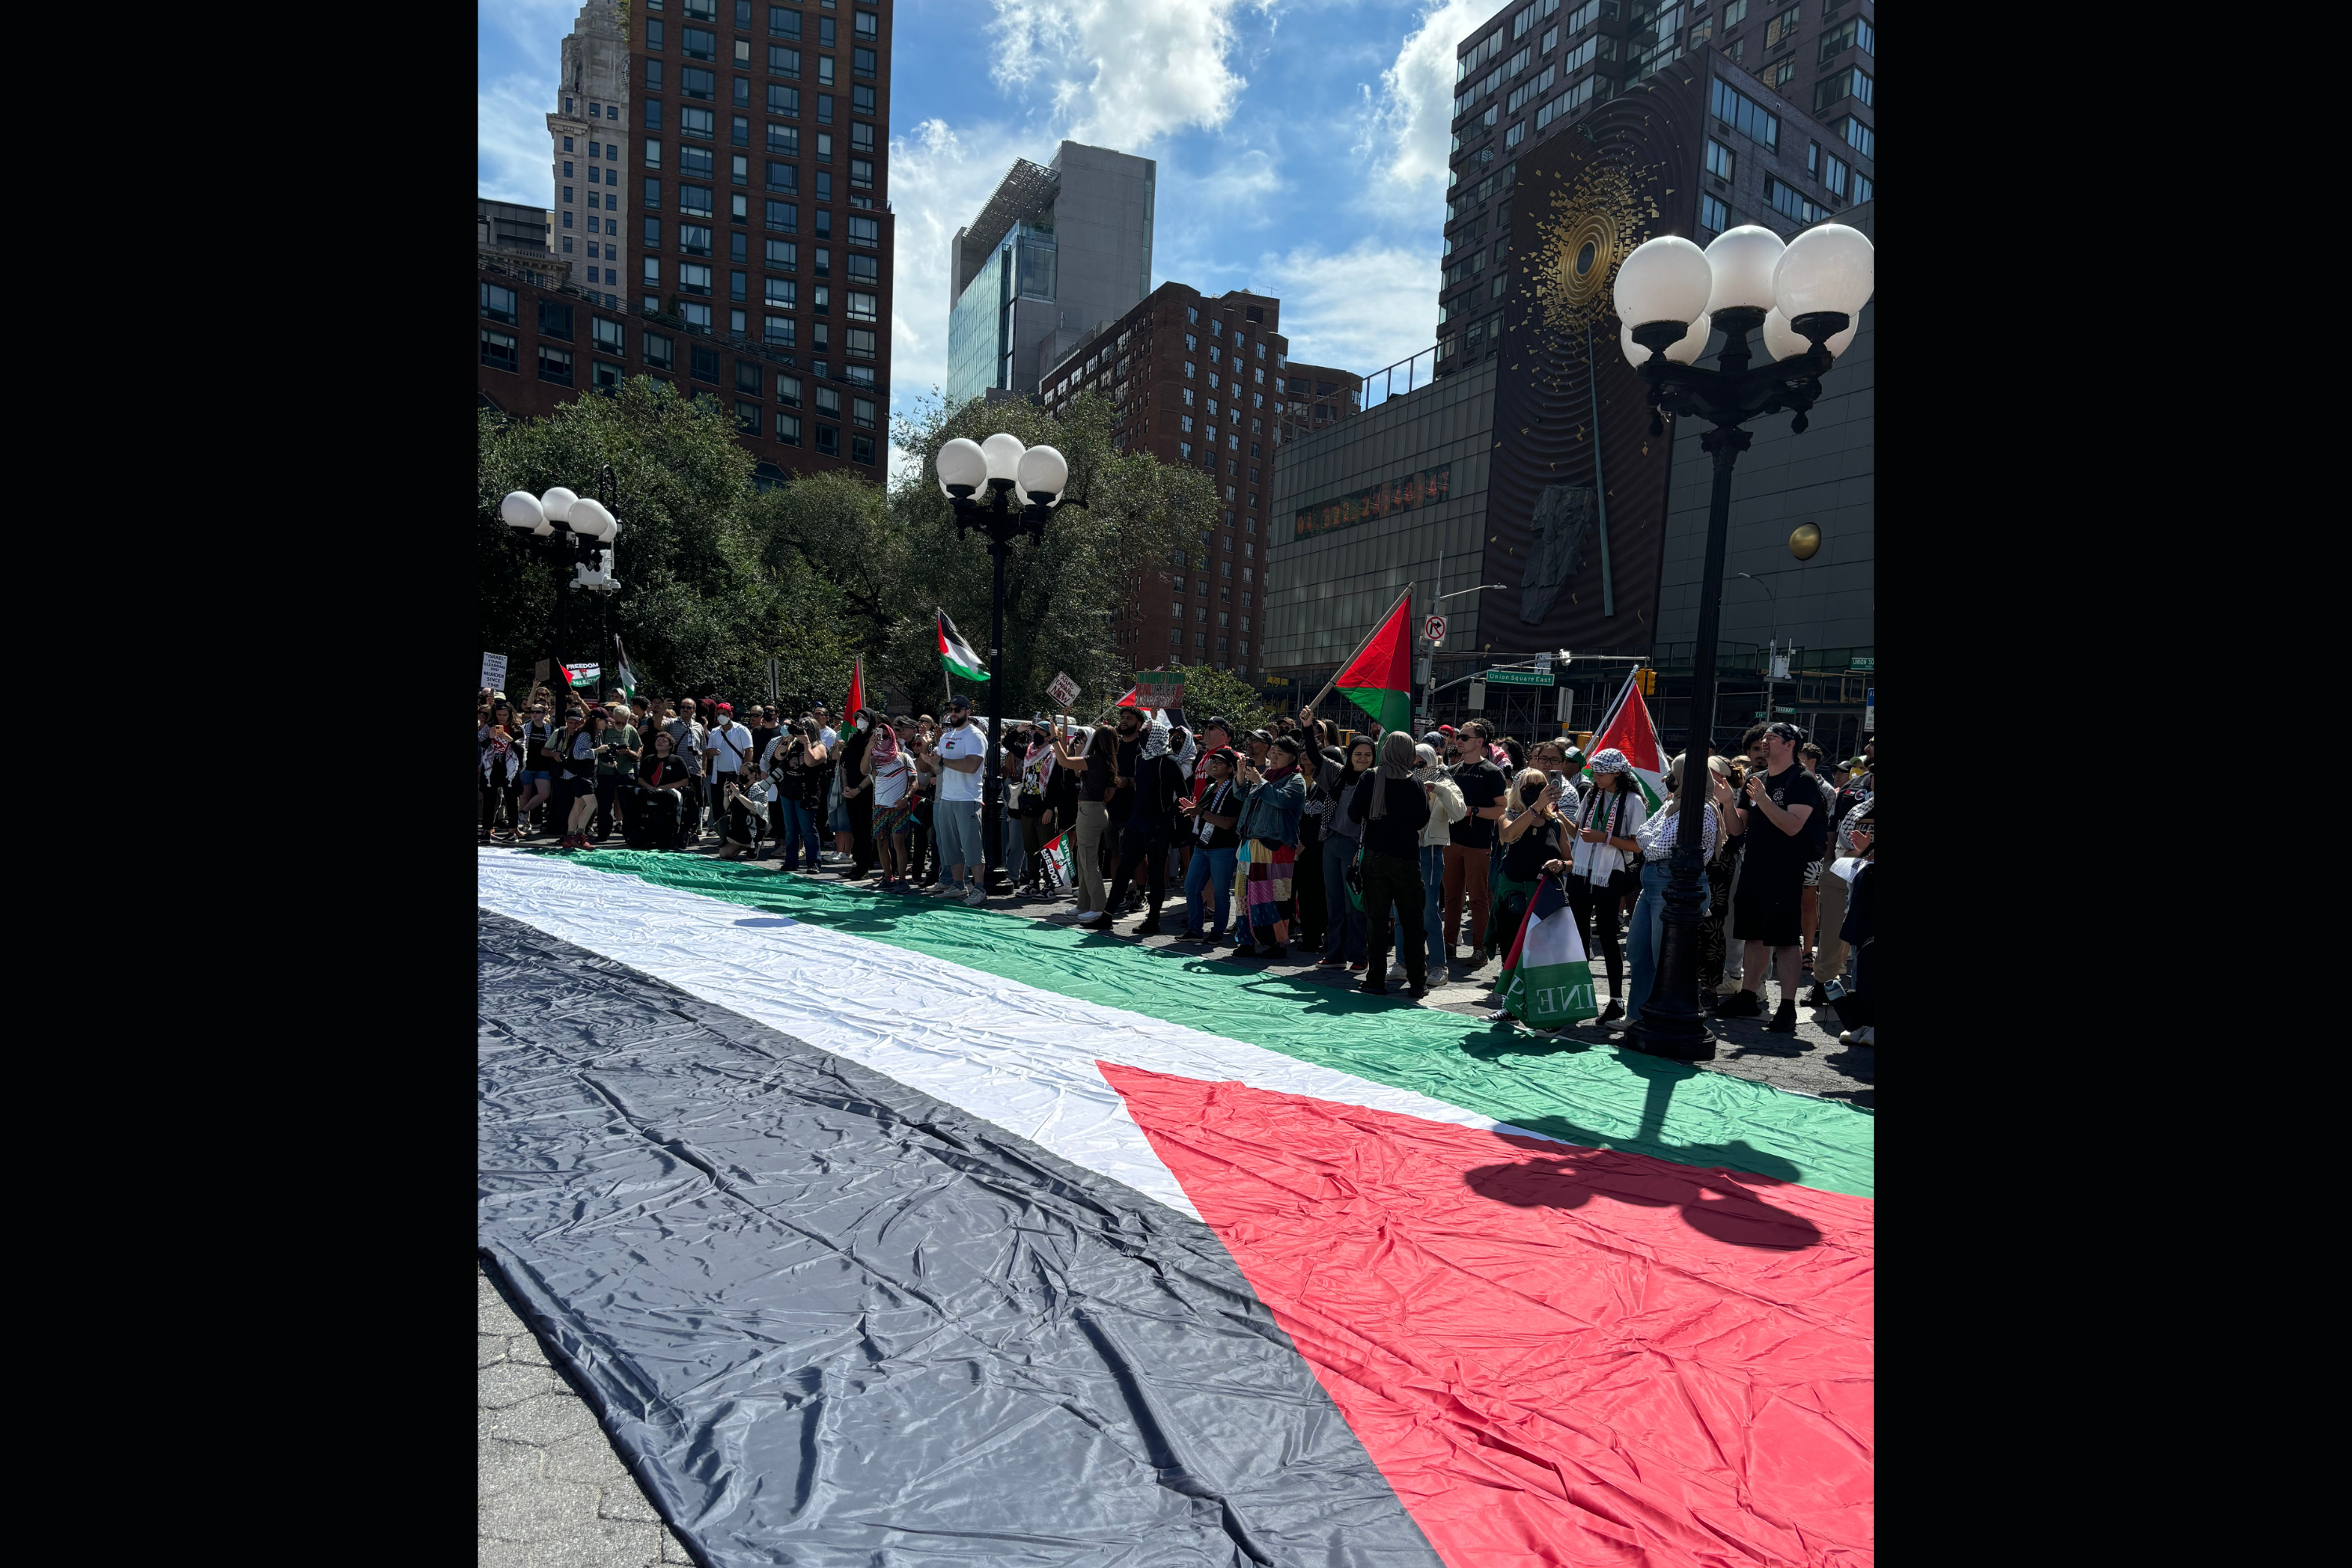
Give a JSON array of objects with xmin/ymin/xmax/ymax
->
[
  {"xmin": 1047, "ymin": 670, "xmax": 1080, "ymax": 709},
  {"xmin": 1134, "ymin": 670, "xmax": 1185, "ymax": 710},
  {"xmin": 481, "ymin": 652, "xmax": 509, "ymax": 693}
]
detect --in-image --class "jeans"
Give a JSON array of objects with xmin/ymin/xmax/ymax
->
[
  {"xmin": 935, "ymin": 798, "xmax": 983, "ymax": 884},
  {"xmin": 1359, "ymin": 851, "xmax": 1428, "ymax": 988},
  {"xmin": 1441, "ymin": 842, "xmax": 1493, "ymax": 953},
  {"xmin": 1322, "ymin": 833, "xmax": 1365, "ymax": 960},
  {"xmin": 1184, "ymin": 844, "xmax": 1236, "ymax": 935},
  {"xmin": 1419, "ymin": 844, "xmax": 1449, "ymax": 971},
  {"xmin": 1626, "ymin": 859, "xmax": 1673, "ymax": 1022},
  {"xmin": 1072, "ymin": 800, "xmax": 1111, "ymax": 913},
  {"xmin": 779, "ymin": 799, "xmax": 823, "ymax": 868}
]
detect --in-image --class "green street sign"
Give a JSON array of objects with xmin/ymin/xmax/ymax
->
[
  {"xmin": 1483, "ymin": 669, "xmax": 1555, "ymax": 687},
  {"xmin": 1849, "ymin": 656, "xmax": 1875, "ymax": 670}
]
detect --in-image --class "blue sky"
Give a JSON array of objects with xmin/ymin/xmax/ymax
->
[{"xmin": 480, "ymin": 0, "xmax": 1494, "ymax": 475}]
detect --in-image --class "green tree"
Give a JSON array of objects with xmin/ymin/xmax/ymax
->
[
  {"xmin": 477, "ymin": 379, "xmax": 856, "ymax": 707},
  {"xmin": 1143, "ymin": 662, "xmax": 1272, "ymax": 733}
]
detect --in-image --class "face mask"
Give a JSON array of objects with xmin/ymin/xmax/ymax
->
[{"xmin": 856, "ymin": 718, "xmax": 869, "ymax": 732}]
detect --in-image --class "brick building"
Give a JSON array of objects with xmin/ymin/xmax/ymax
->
[
  {"xmin": 485, "ymin": 0, "xmax": 897, "ymax": 481},
  {"xmin": 1436, "ymin": 0, "xmax": 1873, "ymax": 376},
  {"xmin": 1035, "ymin": 285, "xmax": 1361, "ymax": 682}
]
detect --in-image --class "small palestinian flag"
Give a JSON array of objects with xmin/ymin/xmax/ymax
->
[
  {"xmin": 1332, "ymin": 592, "xmax": 1414, "ymax": 735},
  {"xmin": 561, "ymin": 662, "xmax": 601, "ymax": 692},
  {"xmin": 1583, "ymin": 668, "xmax": 1667, "ymax": 811},
  {"xmin": 841, "ymin": 654, "xmax": 865, "ymax": 723},
  {"xmin": 938, "ymin": 611, "xmax": 988, "ymax": 682},
  {"xmin": 1039, "ymin": 828, "xmax": 1076, "ymax": 894},
  {"xmin": 1114, "ymin": 687, "xmax": 1139, "ymax": 709},
  {"xmin": 612, "ymin": 638, "xmax": 637, "ymax": 702},
  {"xmin": 1497, "ymin": 874, "xmax": 1599, "ymax": 1029}
]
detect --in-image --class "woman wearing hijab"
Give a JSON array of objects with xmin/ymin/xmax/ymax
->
[
  {"xmin": 1624, "ymin": 753, "xmax": 1725, "ymax": 1027},
  {"xmin": 1228, "ymin": 733, "xmax": 1308, "ymax": 960},
  {"xmin": 1552, "ymin": 747, "xmax": 1648, "ymax": 1023},
  {"xmin": 1315, "ymin": 735, "xmax": 1377, "ymax": 971},
  {"xmin": 1348, "ymin": 731, "xmax": 1433, "ymax": 996}
]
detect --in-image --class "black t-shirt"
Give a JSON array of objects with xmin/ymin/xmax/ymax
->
[
  {"xmin": 1501, "ymin": 811, "xmax": 1563, "ymax": 883},
  {"xmin": 521, "ymin": 720, "xmax": 556, "ymax": 770},
  {"xmin": 1109, "ymin": 735, "xmax": 1141, "ymax": 822},
  {"xmin": 748, "ymin": 726, "xmax": 779, "ymax": 774},
  {"xmin": 1737, "ymin": 764, "xmax": 1827, "ymax": 883},
  {"xmin": 1350, "ymin": 775, "xmax": 1432, "ymax": 860},
  {"xmin": 1191, "ymin": 778, "xmax": 1243, "ymax": 850},
  {"xmin": 1448, "ymin": 760, "xmax": 1505, "ymax": 849},
  {"xmin": 1079, "ymin": 730, "xmax": 1116, "ymax": 803},
  {"xmin": 1831, "ymin": 774, "xmax": 1873, "ymax": 830}
]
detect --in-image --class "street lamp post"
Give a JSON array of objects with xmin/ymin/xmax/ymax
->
[
  {"xmin": 933, "ymin": 433, "xmax": 1071, "ymax": 895},
  {"xmin": 499, "ymin": 475, "xmax": 624, "ymax": 701},
  {"xmin": 1611, "ymin": 222, "xmax": 1873, "ymax": 1064}
]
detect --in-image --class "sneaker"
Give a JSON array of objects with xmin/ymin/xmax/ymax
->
[
  {"xmin": 1596, "ymin": 1001, "xmax": 1624, "ymax": 1024},
  {"xmin": 1388, "ymin": 960, "xmax": 1409, "ymax": 981},
  {"xmin": 1074, "ymin": 909, "xmax": 1110, "ymax": 926},
  {"xmin": 1403, "ymin": 981, "xmax": 1429, "ymax": 1000},
  {"xmin": 1316, "ymin": 956, "xmax": 1348, "ymax": 968},
  {"xmin": 1805, "ymin": 984, "xmax": 1831, "ymax": 1007},
  {"xmin": 1708, "ymin": 989, "xmax": 1761, "ymax": 1018},
  {"xmin": 1838, "ymin": 1025, "xmax": 1875, "ymax": 1047},
  {"xmin": 1461, "ymin": 951, "xmax": 1492, "ymax": 973},
  {"xmin": 929, "ymin": 882, "xmax": 967, "ymax": 898},
  {"xmin": 1356, "ymin": 977, "xmax": 1389, "ymax": 995},
  {"xmin": 1348, "ymin": 960, "xmax": 1368, "ymax": 973},
  {"xmin": 1763, "ymin": 1000, "xmax": 1798, "ymax": 1033},
  {"xmin": 963, "ymin": 887, "xmax": 987, "ymax": 907}
]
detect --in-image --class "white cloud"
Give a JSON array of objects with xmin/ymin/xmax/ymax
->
[
  {"xmin": 1353, "ymin": 0, "xmax": 1486, "ymax": 219},
  {"xmin": 1255, "ymin": 239, "xmax": 1439, "ymax": 377},
  {"xmin": 478, "ymin": 73, "xmax": 554, "ymax": 207},
  {"xmin": 987, "ymin": 0, "xmax": 1261, "ymax": 148}
]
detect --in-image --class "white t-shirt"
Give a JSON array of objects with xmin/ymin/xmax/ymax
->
[
  {"xmin": 710, "ymin": 722, "xmax": 754, "ymax": 773},
  {"xmin": 818, "ymin": 725, "xmax": 840, "ymax": 750},
  {"xmin": 935, "ymin": 721, "xmax": 985, "ymax": 801},
  {"xmin": 871, "ymin": 751, "xmax": 910, "ymax": 808}
]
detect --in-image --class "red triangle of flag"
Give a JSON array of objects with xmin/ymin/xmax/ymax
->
[
  {"xmin": 1098, "ymin": 1062, "xmax": 1874, "ymax": 1568},
  {"xmin": 1331, "ymin": 597, "xmax": 1415, "ymax": 734},
  {"xmin": 841, "ymin": 655, "xmax": 864, "ymax": 723}
]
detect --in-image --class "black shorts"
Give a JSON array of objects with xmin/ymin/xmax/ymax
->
[{"xmin": 1732, "ymin": 864, "xmax": 1805, "ymax": 949}]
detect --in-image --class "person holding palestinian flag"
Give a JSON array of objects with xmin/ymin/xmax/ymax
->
[{"xmin": 1559, "ymin": 748, "xmax": 1647, "ymax": 1025}]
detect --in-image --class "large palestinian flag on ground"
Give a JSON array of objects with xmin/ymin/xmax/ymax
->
[{"xmin": 479, "ymin": 847, "xmax": 1872, "ymax": 1567}]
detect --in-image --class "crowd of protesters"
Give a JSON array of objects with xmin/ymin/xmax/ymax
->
[{"xmin": 479, "ymin": 685, "xmax": 1873, "ymax": 1044}]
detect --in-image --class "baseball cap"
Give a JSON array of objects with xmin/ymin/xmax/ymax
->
[
  {"xmin": 716, "ymin": 702, "xmax": 733, "ymax": 713},
  {"xmin": 946, "ymin": 692, "xmax": 972, "ymax": 710},
  {"xmin": 1437, "ymin": 724, "xmax": 1457, "ymax": 736},
  {"xmin": 1763, "ymin": 720, "xmax": 1808, "ymax": 744}
]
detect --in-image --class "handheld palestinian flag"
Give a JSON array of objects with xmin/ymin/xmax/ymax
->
[
  {"xmin": 1113, "ymin": 687, "xmax": 1139, "ymax": 709},
  {"xmin": 937, "ymin": 611, "xmax": 988, "ymax": 682},
  {"xmin": 841, "ymin": 654, "xmax": 865, "ymax": 722},
  {"xmin": 1039, "ymin": 827, "xmax": 1076, "ymax": 895},
  {"xmin": 1332, "ymin": 591, "xmax": 1414, "ymax": 734},
  {"xmin": 612, "ymin": 638, "xmax": 637, "ymax": 702},
  {"xmin": 1584, "ymin": 668, "xmax": 1667, "ymax": 811},
  {"xmin": 1497, "ymin": 874, "xmax": 1599, "ymax": 1028},
  {"xmin": 561, "ymin": 661, "xmax": 601, "ymax": 693}
]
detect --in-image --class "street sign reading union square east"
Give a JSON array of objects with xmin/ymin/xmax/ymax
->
[{"xmin": 1293, "ymin": 464, "xmax": 1451, "ymax": 540}]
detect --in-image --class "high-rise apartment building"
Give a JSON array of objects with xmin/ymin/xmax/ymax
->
[
  {"xmin": 488, "ymin": 0, "xmax": 896, "ymax": 481},
  {"xmin": 1436, "ymin": 0, "xmax": 1873, "ymax": 376},
  {"xmin": 946, "ymin": 143, "xmax": 1156, "ymax": 409},
  {"xmin": 1036, "ymin": 286, "xmax": 1358, "ymax": 681}
]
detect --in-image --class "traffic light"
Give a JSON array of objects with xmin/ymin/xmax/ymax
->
[{"xmin": 1634, "ymin": 667, "xmax": 1657, "ymax": 696}]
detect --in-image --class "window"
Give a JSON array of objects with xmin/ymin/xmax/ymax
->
[
  {"xmin": 480, "ymin": 282, "xmax": 518, "ymax": 324},
  {"xmin": 735, "ymin": 38, "xmax": 753, "ymax": 69},
  {"xmin": 539, "ymin": 299, "xmax": 575, "ymax": 340},
  {"xmin": 691, "ymin": 344, "xmax": 720, "ymax": 382},
  {"xmin": 766, "ymin": 238, "xmax": 798, "ymax": 267},
  {"xmin": 1815, "ymin": 68, "xmax": 1872, "ymax": 112},
  {"xmin": 681, "ymin": 184, "xmax": 715, "ymax": 216},
  {"xmin": 775, "ymin": 411, "xmax": 803, "ymax": 445},
  {"xmin": 643, "ymin": 332, "xmax": 675, "ymax": 370},
  {"xmin": 1837, "ymin": 114, "xmax": 1873, "ymax": 159},
  {"xmin": 817, "ymin": 93, "xmax": 833, "ymax": 124},
  {"xmin": 643, "ymin": 257, "xmax": 662, "ymax": 286},
  {"xmin": 1820, "ymin": 17, "xmax": 1873, "ymax": 61},
  {"xmin": 644, "ymin": 100, "xmax": 664, "ymax": 130},
  {"xmin": 1722, "ymin": 0, "xmax": 1748, "ymax": 23},
  {"xmin": 682, "ymin": 107, "xmax": 715, "ymax": 141},
  {"xmin": 767, "ymin": 161, "xmax": 798, "ymax": 192},
  {"xmin": 849, "ymin": 157, "xmax": 873, "ymax": 189},
  {"xmin": 1699, "ymin": 192, "xmax": 1729, "ymax": 233},
  {"xmin": 771, "ymin": 45, "xmax": 800, "ymax": 76},
  {"xmin": 853, "ymin": 46, "xmax": 876, "ymax": 77},
  {"xmin": 1711, "ymin": 77, "xmax": 1778, "ymax": 149},
  {"xmin": 855, "ymin": 9, "xmax": 878, "ymax": 41},
  {"xmin": 815, "ymin": 387, "xmax": 842, "ymax": 417},
  {"xmin": 1764, "ymin": 176, "xmax": 1824, "ymax": 224},
  {"xmin": 684, "ymin": 67, "xmax": 716, "ymax": 99},
  {"xmin": 852, "ymin": 396, "xmax": 877, "ymax": 428},
  {"xmin": 481, "ymin": 328, "xmax": 519, "ymax": 372},
  {"xmin": 563, "ymin": 185, "xmax": 575, "ymax": 205},
  {"xmin": 769, "ymin": 83, "xmax": 800, "ymax": 115},
  {"xmin": 730, "ymin": 270, "xmax": 747, "ymax": 301},
  {"xmin": 680, "ymin": 262, "xmax": 714, "ymax": 295},
  {"xmin": 1820, "ymin": 152, "xmax": 1849, "ymax": 199},
  {"xmin": 848, "ymin": 215, "xmax": 880, "ymax": 247},
  {"xmin": 681, "ymin": 223, "xmax": 713, "ymax": 255},
  {"xmin": 592, "ymin": 359, "xmax": 623, "ymax": 392},
  {"xmin": 684, "ymin": 25, "xmax": 716, "ymax": 58},
  {"xmin": 1770, "ymin": 58, "xmax": 1796, "ymax": 90},
  {"xmin": 732, "ymin": 114, "xmax": 750, "ymax": 146},
  {"xmin": 765, "ymin": 277, "xmax": 797, "ymax": 308},
  {"xmin": 815, "ymin": 424, "xmax": 840, "ymax": 456},
  {"xmin": 538, "ymin": 344, "xmax": 575, "ymax": 384},
  {"xmin": 845, "ymin": 252, "xmax": 878, "ymax": 281},
  {"xmin": 845, "ymin": 290, "xmax": 877, "ymax": 321},
  {"xmin": 682, "ymin": 301, "xmax": 713, "ymax": 328},
  {"xmin": 771, "ymin": 7, "xmax": 800, "ymax": 38},
  {"xmin": 818, "ymin": 56, "xmax": 835, "ymax": 85},
  {"xmin": 647, "ymin": 19, "xmax": 666, "ymax": 48},
  {"xmin": 768, "ymin": 123, "xmax": 800, "ymax": 155},
  {"xmin": 1851, "ymin": 172, "xmax": 1873, "ymax": 204},
  {"xmin": 594, "ymin": 318, "xmax": 626, "ymax": 354},
  {"xmin": 1763, "ymin": 6, "xmax": 1799, "ymax": 48},
  {"xmin": 765, "ymin": 314, "xmax": 796, "ymax": 346},
  {"xmin": 851, "ymin": 433, "xmax": 876, "ymax": 465},
  {"xmin": 1705, "ymin": 139, "xmax": 1733, "ymax": 180},
  {"xmin": 767, "ymin": 200, "xmax": 798, "ymax": 231},
  {"xmin": 646, "ymin": 60, "xmax": 665, "ymax": 90}
]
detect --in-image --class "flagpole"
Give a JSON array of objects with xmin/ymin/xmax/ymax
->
[{"xmin": 1304, "ymin": 583, "xmax": 1416, "ymax": 718}]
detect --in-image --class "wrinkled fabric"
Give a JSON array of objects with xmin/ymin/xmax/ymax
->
[
  {"xmin": 495, "ymin": 849, "xmax": 1875, "ymax": 1196},
  {"xmin": 479, "ymin": 912, "xmax": 1443, "ymax": 1568},
  {"xmin": 1107, "ymin": 1064, "xmax": 1874, "ymax": 1568}
]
